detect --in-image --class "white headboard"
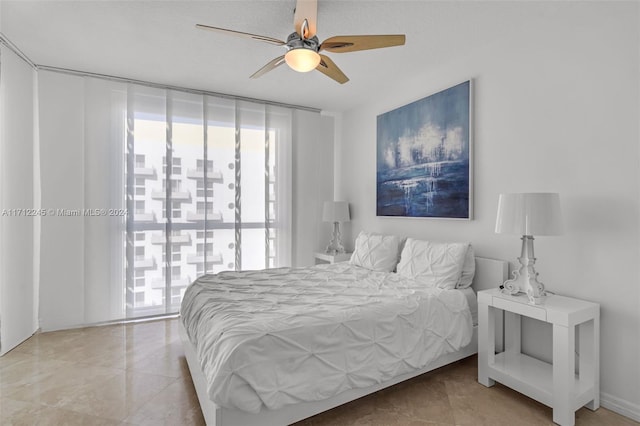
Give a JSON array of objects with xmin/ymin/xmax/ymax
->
[{"xmin": 472, "ymin": 257, "xmax": 508, "ymax": 291}]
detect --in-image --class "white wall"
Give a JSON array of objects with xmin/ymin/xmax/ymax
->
[
  {"xmin": 336, "ymin": 2, "xmax": 639, "ymax": 419},
  {"xmin": 0, "ymin": 45, "xmax": 39, "ymax": 354}
]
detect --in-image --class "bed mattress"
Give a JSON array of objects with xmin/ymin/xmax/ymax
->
[
  {"xmin": 460, "ymin": 287, "xmax": 478, "ymax": 325},
  {"xmin": 180, "ymin": 262, "xmax": 473, "ymax": 413}
]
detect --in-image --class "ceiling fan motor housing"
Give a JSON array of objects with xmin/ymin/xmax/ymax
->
[{"xmin": 286, "ymin": 32, "xmax": 320, "ymax": 53}]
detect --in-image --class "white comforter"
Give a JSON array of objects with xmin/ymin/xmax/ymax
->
[{"xmin": 180, "ymin": 262, "xmax": 473, "ymax": 413}]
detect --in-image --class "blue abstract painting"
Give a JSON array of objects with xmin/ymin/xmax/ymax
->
[{"xmin": 377, "ymin": 81, "xmax": 471, "ymax": 219}]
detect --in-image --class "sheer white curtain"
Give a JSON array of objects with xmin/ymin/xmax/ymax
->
[
  {"xmin": 38, "ymin": 71, "xmax": 293, "ymax": 329},
  {"xmin": 39, "ymin": 73, "xmax": 126, "ymax": 328},
  {"xmin": 0, "ymin": 45, "xmax": 39, "ymax": 354}
]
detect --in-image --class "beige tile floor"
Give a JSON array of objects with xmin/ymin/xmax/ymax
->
[{"xmin": 0, "ymin": 319, "xmax": 637, "ymax": 426}]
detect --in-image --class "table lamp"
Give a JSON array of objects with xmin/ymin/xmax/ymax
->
[
  {"xmin": 495, "ymin": 193, "xmax": 563, "ymax": 304},
  {"xmin": 323, "ymin": 201, "xmax": 350, "ymax": 254}
]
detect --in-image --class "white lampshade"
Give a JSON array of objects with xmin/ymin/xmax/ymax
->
[
  {"xmin": 495, "ymin": 193, "xmax": 563, "ymax": 236},
  {"xmin": 323, "ymin": 201, "xmax": 350, "ymax": 223},
  {"xmin": 285, "ymin": 48, "xmax": 321, "ymax": 73}
]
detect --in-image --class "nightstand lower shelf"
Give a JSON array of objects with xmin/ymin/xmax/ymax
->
[{"xmin": 489, "ymin": 352, "xmax": 594, "ymax": 410}]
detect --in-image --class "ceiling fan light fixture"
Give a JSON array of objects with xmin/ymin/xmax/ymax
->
[{"xmin": 285, "ymin": 48, "xmax": 321, "ymax": 73}]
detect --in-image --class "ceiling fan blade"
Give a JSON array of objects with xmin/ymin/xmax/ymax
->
[
  {"xmin": 196, "ymin": 24, "xmax": 286, "ymax": 46},
  {"xmin": 250, "ymin": 55, "xmax": 286, "ymax": 79},
  {"xmin": 320, "ymin": 35, "xmax": 406, "ymax": 53},
  {"xmin": 294, "ymin": 0, "xmax": 317, "ymax": 39},
  {"xmin": 315, "ymin": 54, "xmax": 349, "ymax": 84}
]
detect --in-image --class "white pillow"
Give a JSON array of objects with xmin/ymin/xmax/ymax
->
[
  {"xmin": 349, "ymin": 231, "xmax": 400, "ymax": 272},
  {"xmin": 456, "ymin": 245, "xmax": 476, "ymax": 289},
  {"xmin": 397, "ymin": 238, "xmax": 469, "ymax": 289}
]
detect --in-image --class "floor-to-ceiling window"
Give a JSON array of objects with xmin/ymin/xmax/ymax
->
[{"xmin": 125, "ymin": 88, "xmax": 292, "ymax": 317}]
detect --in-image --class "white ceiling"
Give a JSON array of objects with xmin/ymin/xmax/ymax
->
[{"xmin": 0, "ymin": 1, "xmax": 536, "ymax": 112}]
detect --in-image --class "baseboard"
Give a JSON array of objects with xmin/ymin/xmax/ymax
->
[{"xmin": 601, "ymin": 392, "xmax": 640, "ymax": 422}]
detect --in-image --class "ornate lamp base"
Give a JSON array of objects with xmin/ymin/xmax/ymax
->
[
  {"xmin": 502, "ymin": 235, "xmax": 547, "ymax": 305},
  {"xmin": 325, "ymin": 221, "xmax": 345, "ymax": 254}
]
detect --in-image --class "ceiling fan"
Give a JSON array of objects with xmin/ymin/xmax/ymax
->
[{"xmin": 196, "ymin": 0, "xmax": 406, "ymax": 84}]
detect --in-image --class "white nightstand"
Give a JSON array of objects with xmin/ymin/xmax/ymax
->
[
  {"xmin": 478, "ymin": 288, "xmax": 600, "ymax": 426},
  {"xmin": 314, "ymin": 252, "xmax": 352, "ymax": 265}
]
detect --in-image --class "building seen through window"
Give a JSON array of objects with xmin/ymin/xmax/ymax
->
[{"xmin": 126, "ymin": 99, "xmax": 282, "ymax": 316}]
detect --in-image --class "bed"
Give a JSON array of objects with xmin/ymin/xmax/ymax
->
[{"xmin": 180, "ymin": 247, "xmax": 507, "ymax": 426}]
